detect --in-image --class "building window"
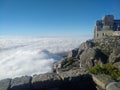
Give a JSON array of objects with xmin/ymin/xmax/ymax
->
[
  {"xmin": 97, "ymin": 33, "xmax": 99, "ymax": 37},
  {"xmin": 103, "ymin": 33, "xmax": 106, "ymax": 36}
]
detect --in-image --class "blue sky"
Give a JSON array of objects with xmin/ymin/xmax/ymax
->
[{"xmin": 0, "ymin": 0, "xmax": 120, "ymax": 37}]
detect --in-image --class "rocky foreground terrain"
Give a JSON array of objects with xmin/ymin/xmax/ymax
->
[{"xmin": 0, "ymin": 36, "xmax": 120, "ymax": 90}]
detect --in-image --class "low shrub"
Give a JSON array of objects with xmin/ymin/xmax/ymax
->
[
  {"xmin": 66, "ymin": 57, "xmax": 74, "ymax": 66},
  {"xmin": 88, "ymin": 63, "xmax": 120, "ymax": 80}
]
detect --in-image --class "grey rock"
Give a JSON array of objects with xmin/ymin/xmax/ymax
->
[
  {"xmin": 113, "ymin": 62, "xmax": 120, "ymax": 69},
  {"xmin": 76, "ymin": 48, "xmax": 84, "ymax": 58},
  {"xmin": 67, "ymin": 48, "xmax": 78, "ymax": 58},
  {"xmin": 59, "ymin": 69, "xmax": 85, "ymax": 82},
  {"xmin": 106, "ymin": 81, "xmax": 120, "ymax": 90},
  {"xmin": 31, "ymin": 73, "xmax": 62, "ymax": 89},
  {"xmin": 105, "ymin": 79, "xmax": 115, "ymax": 87},
  {"xmin": 80, "ymin": 48, "xmax": 96, "ymax": 69},
  {"xmin": 92, "ymin": 74, "xmax": 112, "ymax": 89},
  {"xmin": 80, "ymin": 47, "xmax": 108, "ymax": 70},
  {"xmin": 113, "ymin": 48, "xmax": 120, "ymax": 55},
  {"xmin": 109, "ymin": 48, "xmax": 120, "ymax": 63},
  {"xmin": 79, "ymin": 40, "xmax": 94, "ymax": 50},
  {"xmin": 0, "ymin": 79, "xmax": 11, "ymax": 90},
  {"xmin": 95, "ymin": 36, "xmax": 120, "ymax": 55},
  {"xmin": 53, "ymin": 57, "xmax": 80, "ymax": 74},
  {"xmin": 10, "ymin": 76, "xmax": 32, "ymax": 90},
  {"xmin": 53, "ymin": 58, "xmax": 67, "ymax": 73}
]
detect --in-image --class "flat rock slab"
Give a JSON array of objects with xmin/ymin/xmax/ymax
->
[
  {"xmin": 10, "ymin": 76, "xmax": 32, "ymax": 90},
  {"xmin": 32, "ymin": 73, "xmax": 62, "ymax": 89},
  {"xmin": 92, "ymin": 74, "xmax": 112, "ymax": 89},
  {"xmin": 106, "ymin": 81, "xmax": 120, "ymax": 90},
  {"xmin": 0, "ymin": 79, "xmax": 11, "ymax": 90},
  {"xmin": 59, "ymin": 69, "xmax": 85, "ymax": 82}
]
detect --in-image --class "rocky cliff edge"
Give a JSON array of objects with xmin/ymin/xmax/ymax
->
[{"xmin": 1, "ymin": 36, "xmax": 120, "ymax": 90}]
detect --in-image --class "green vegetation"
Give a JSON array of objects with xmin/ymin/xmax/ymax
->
[
  {"xmin": 94, "ymin": 42, "xmax": 100, "ymax": 46},
  {"xmin": 88, "ymin": 63, "xmax": 120, "ymax": 80},
  {"xmin": 65, "ymin": 57, "xmax": 74, "ymax": 67},
  {"xmin": 63, "ymin": 57, "xmax": 74, "ymax": 68}
]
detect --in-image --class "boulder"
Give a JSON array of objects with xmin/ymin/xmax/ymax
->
[
  {"xmin": 109, "ymin": 48, "xmax": 120, "ymax": 63},
  {"xmin": 0, "ymin": 79, "xmax": 11, "ymax": 90},
  {"xmin": 112, "ymin": 48, "xmax": 120, "ymax": 55},
  {"xmin": 53, "ymin": 58, "xmax": 67, "ymax": 73},
  {"xmin": 53, "ymin": 57, "xmax": 80, "ymax": 74},
  {"xmin": 76, "ymin": 48, "xmax": 84, "ymax": 58},
  {"xmin": 92, "ymin": 74, "xmax": 112, "ymax": 89},
  {"xmin": 10, "ymin": 76, "xmax": 32, "ymax": 90},
  {"xmin": 80, "ymin": 48, "xmax": 108, "ymax": 70},
  {"xmin": 80, "ymin": 48, "xmax": 96, "ymax": 69},
  {"xmin": 59, "ymin": 69, "xmax": 85, "ymax": 83},
  {"xmin": 79, "ymin": 40, "xmax": 94, "ymax": 50},
  {"xmin": 113, "ymin": 62, "xmax": 120, "ymax": 69},
  {"xmin": 31, "ymin": 73, "xmax": 62, "ymax": 89},
  {"xmin": 67, "ymin": 48, "xmax": 78, "ymax": 58},
  {"xmin": 106, "ymin": 81, "xmax": 120, "ymax": 90}
]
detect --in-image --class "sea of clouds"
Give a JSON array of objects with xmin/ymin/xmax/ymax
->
[{"xmin": 0, "ymin": 36, "xmax": 89, "ymax": 80}]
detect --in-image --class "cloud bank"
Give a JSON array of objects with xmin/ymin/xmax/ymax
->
[{"xmin": 0, "ymin": 37, "xmax": 88, "ymax": 80}]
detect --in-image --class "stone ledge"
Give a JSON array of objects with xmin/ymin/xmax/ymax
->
[
  {"xmin": 0, "ymin": 70, "xmax": 95, "ymax": 90},
  {"xmin": 31, "ymin": 73, "xmax": 62, "ymax": 89},
  {"xmin": 92, "ymin": 74, "xmax": 120, "ymax": 90},
  {"xmin": 92, "ymin": 74, "xmax": 111, "ymax": 89},
  {"xmin": 0, "ymin": 71, "xmax": 119, "ymax": 90},
  {"xmin": 106, "ymin": 81, "xmax": 120, "ymax": 90}
]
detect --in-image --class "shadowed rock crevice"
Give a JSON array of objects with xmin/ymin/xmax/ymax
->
[
  {"xmin": 59, "ymin": 74, "xmax": 97, "ymax": 90},
  {"xmin": 95, "ymin": 49, "xmax": 108, "ymax": 64},
  {"xmin": 31, "ymin": 74, "xmax": 97, "ymax": 90}
]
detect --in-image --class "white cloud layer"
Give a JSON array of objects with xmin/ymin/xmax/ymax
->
[{"xmin": 0, "ymin": 36, "xmax": 88, "ymax": 80}]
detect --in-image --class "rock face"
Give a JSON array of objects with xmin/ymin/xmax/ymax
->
[
  {"xmin": 109, "ymin": 48, "xmax": 120, "ymax": 64},
  {"xmin": 10, "ymin": 76, "xmax": 32, "ymax": 90},
  {"xmin": 53, "ymin": 40, "xmax": 105, "ymax": 72},
  {"xmin": 0, "ymin": 79, "xmax": 11, "ymax": 90},
  {"xmin": 0, "ymin": 72, "xmax": 97, "ymax": 90},
  {"xmin": 79, "ymin": 40, "xmax": 94, "ymax": 50},
  {"xmin": 80, "ymin": 48, "xmax": 96, "ymax": 69},
  {"xmin": 59, "ymin": 69, "xmax": 85, "ymax": 83},
  {"xmin": 53, "ymin": 36, "xmax": 120, "ymax": 72},
  {"xmin": 67, "ymin": 48, "xmax": 78, "ymax": 58},
  {"xmin": 32, "ymin": 73, "xmax": 62, "ymax": 89},
  {"xmin": 52, "ymin": 36, "xmax": 120, "ymax": 90},
  {"xmin": 80, "ymin": 47, "xmax": 108, "ymax": 70},
  {"xmin": 53, "ymin": 58, "xmax": 68, "ymax": 73},
  {"xmin": 106, "ymin": 81, "xmax": 120, "ymax": 90},
  {"xmin": 114, "ymin": 62, "xmax": 120, "ymax": 69}
]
